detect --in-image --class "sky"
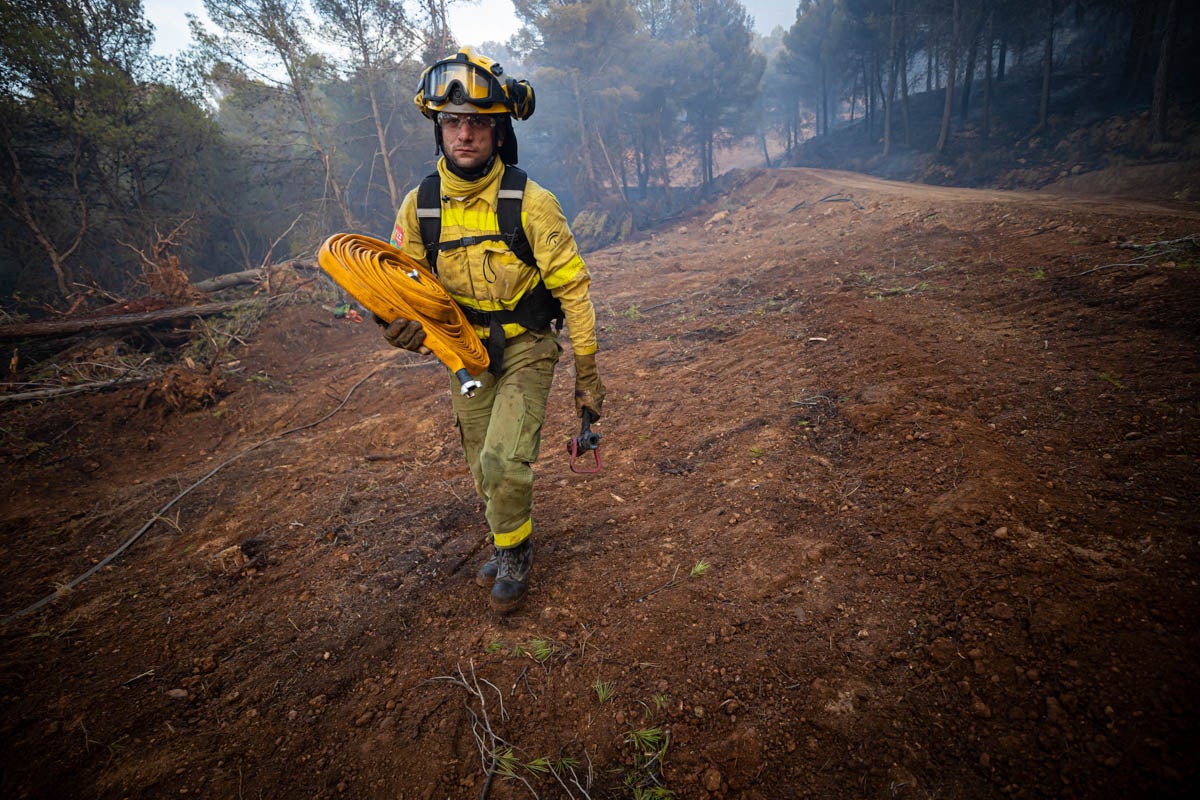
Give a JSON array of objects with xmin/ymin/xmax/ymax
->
[{"xmin": 144, "ymin": 0, "xmax": 797, "ymax": 58}]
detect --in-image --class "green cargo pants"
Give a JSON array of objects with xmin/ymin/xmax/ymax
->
[{"xmin": 450, "ymin": 329, "xmax": 561, "ymax": 548}]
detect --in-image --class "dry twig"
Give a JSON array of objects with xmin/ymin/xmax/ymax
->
[
  {"xmin": 1067, "ymin": 233, "xmax": 1198, "ymax": 278},
  {"xmin": 425, "ymin": 660, "xmax": 592, "ymax": 799}
]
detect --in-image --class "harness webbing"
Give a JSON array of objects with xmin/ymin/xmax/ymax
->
[
  {"xmin": 417, "ymin": 166, "xmax": 536, "ymax": 270},
  {"xmin": 415, "ymin": 165, "xmax": 564, "ymax": 375}
]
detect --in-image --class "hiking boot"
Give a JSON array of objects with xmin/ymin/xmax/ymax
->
[
  {"xmin": 476, "ymin": 547, "xmax": 500, "ymax": 588},
  {"xmin": 490, "ymin": 538, "xmax": 533, "ymax": 614}
]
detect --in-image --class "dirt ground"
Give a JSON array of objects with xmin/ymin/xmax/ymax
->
[{"xmin": 2, "ymin": 167, "xmax": 1198, "ymax": 799}]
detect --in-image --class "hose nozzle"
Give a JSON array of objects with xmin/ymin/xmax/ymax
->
[{"xmin": 567, "ymin": 409, "xmax": 601, "ymax": 474}]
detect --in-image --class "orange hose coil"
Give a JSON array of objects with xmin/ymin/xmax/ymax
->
[{"xmin": 317, "ymin": 233, "xmax": 490, "ymax": 378}]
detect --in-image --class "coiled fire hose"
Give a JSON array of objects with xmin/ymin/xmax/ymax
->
[{"xmin": 317, "ymin": 233, "xmax": 490, "ymax": 395}]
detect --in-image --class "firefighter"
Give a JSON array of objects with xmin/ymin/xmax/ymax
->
[{"xmin": 382, "ymin": 47, "xmax": 605, "ymax": 613}]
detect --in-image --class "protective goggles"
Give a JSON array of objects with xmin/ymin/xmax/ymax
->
[{"xmin": 422, "ymin": 60, "xmax": 507, "ymax": 106}]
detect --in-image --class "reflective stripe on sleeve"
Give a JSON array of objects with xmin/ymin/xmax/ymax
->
[{"xmin": 543, "ymin": 253, "xmax": 586, "ymax": 290}]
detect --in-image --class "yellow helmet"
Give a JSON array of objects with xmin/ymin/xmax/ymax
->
[{"xmin": 414, "ymin": 47, "xmax": 535, "ymax": 121}]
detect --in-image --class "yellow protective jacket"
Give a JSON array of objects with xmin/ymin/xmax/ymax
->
[{"xmin": 389, "ymin": 158, "xmax": 597, "ymax": 356}]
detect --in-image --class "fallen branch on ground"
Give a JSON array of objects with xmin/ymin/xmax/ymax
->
[
  {"xmin": 789, "ymin": 193, "xmax": 865, "ymax": 212},
  {"xmin": 1068, "ymin": 233, "xmax": 1199, "ymax": 278},
  {"xmin": 192, "ymin": 259, "xmax": 319, "ymax": 294},
  {"xmin": 1066, "ymin": 261, "xmax": 1150, "ymax": 278},
  {"xmin": 0, "ymin": 375, "xmax": 157, "ymax": 404},
  {"xmin": 192, "ymin": 269, "xmax": 264, "ymax": 293},
  {"xmin": 0, "ymin": 300, "xmax": 255, "ymax": 340}
]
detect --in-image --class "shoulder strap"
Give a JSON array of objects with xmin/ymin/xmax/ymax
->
[
  {"xmin": 498, "ymin": 166, "xmax": 537, "ymax": 268},
  {"xmin": 416, "ymin": 172, "xmax": 442, "ymax": 271},
  {"xmin": 416, "ymin": 167, "xmax": 537, "ymax": 271}
]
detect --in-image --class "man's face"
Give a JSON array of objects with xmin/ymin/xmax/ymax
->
[{"xmin": 440, "ymin": 112, "xmax": 499, "ymax": 172}]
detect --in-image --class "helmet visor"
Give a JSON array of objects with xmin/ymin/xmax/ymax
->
[{"xmin": 424, "ymin": 61, "xmax": 505, "ymax": 105}]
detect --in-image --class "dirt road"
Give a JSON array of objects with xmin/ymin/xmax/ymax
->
[{"xmin": 2, "ymin": 168, "xmax": 1198, "ymax": 799}]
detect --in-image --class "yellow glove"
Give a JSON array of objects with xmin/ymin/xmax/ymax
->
[{"xmin": 574, "ymin": 352, "xmax": 605, "ymax": 419}]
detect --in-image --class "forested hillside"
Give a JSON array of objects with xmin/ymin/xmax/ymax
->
[
  {"xmin": 2, "ymin": 3, "xmax": 1200, "ymax": 799},
  {"xmin": 3, "ymin": 166, "xmax": 1198, "ymax": 800},
  {"xmin": 2, "ymin": 0, "xmax": 1196, "ymax": 312}
]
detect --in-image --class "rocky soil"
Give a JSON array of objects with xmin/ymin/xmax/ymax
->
[{"xmin": 1, "ymin": 167, "xmax": 1198, "ymax": 799}]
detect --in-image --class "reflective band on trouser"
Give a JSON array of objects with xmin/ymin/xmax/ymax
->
[{"xmin": 493, "ymin": 519, "xmax": 532, "ymax": 548}]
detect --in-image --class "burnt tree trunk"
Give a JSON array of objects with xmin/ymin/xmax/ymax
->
[
  {"xmin": 1122, "ymin": 0, "xmax": 1159, "ymax": 98},
  {"xmin": 960, "ymin": 3, "xmax": 989, "ymax": 122},
  {"xmin": 1035, "ymin": 0, "xmax": 1056, "ymax": 134},
  {"xmin": 937, "ymin": 0, "xmax": 961, "ymax": 154},
  {"xmin": 983, "ymin": 8, "xmax": 995, "ymax": 139},
  {"xmin": 884, "ymin": 0, "xmax": 900, "ymax": 157},
  {"xmin": 901, "ymin": 21, "xmax": 912, "ymax": 146},
  {"xmin": 1152, "ymin": 0, "xmax": 1181, "ymax": 145},
  {"xmin": 0, "ymin": 301, "xmax": 251, "ymax": 340}
]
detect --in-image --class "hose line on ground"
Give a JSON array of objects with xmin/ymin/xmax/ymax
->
[{"xmin": 318, "ymin": 234, "xmax": 489, "ymax": 394}]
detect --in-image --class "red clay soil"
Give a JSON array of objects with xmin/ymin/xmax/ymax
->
[{"xmin": 1, "ymin": 168, "xmax": 1198, "ymax": 800}]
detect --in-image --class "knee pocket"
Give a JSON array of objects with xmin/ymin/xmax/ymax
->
[
  {"xmin": 479, "ymin": 393, "xmax": 545, "ymax": 466},
  {"xmin": 507, "ymin": 395, "xmax": 545, "ymax": 464}
]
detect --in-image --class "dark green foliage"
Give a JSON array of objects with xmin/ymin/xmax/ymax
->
[{"xmin": 2, "ymin": 0, "xmax": 1195, "ymax": 309}]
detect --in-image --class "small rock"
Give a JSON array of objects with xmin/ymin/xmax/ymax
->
[
  {"xmin": 210, "ymin": 545, "xmax": 247, "ymax": 575},
  {"xmin": 927, "ymin": 637, "xmax": 958, "ymax": 665},
  {"xmin": 989, "ymin": 602, "xmax": 1014, "ymax": 620},
  {"xmin": 1046, "ymin": 696, "xmax": 1066, "ymax": 725},
  {"xmin": 166, "ymin": 688, "xmax": 189, "ymax": 701},
  {"xmin": 702, "ymin": 767, "xmax": 722, "ymax": 792}
]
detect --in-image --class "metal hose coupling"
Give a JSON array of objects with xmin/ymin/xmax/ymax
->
[{"xmin": 454, "ymin": 368, "xmax": 483, "ymax": 397}]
